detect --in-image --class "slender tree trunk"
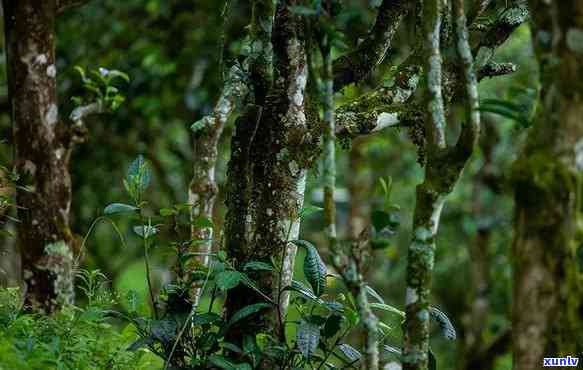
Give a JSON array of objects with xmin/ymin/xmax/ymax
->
[
  {"xmin": 511, "ymin": 1, "xmax": 583, "ymax": 368},
  {"xmin": 188, "ymin": 64, "xmax": 248, "ymax": 306},
  {"xmin": 403, "ymin": 0, "xmax": 480, "ymax": 368},
  {"xmin": 347, "ymin": 139, "xmax": 371, "ymax": 240},
  {"xmin": 3, "ymin": 0, "xmax": 76, "ymax": 313}
]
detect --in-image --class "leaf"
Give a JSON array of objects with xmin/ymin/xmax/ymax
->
[
  {"xmin": 107, "ymin": 69, "xmax": 130, "ymax": 83},
  {"xmin": 127, "ymin": 155, "xmax": 151, "ymax": 193},
  {"xmin": 292, "ymin": 240, "xmax": 327, "ymax": 297},
  {"xmin": 365, "ymin": 285, "xmax": 385, "ymax": 304},
  {"xmin": 104, "ymin": 203, "xmax": 139, "ymax": 215},
  {"xmin": 284, "ymin": 280, "xmax": 320, "ymax": 302},
  {"xmin": 192, "ymin": 312, "xmax": 222, "ymax": 326},
  {"xmin": 242, "ymin": 261, "xmax": 274, "ymax": 272},
  {"xmin": 208, "ymin": 355, "xmax": 236, "ymax": 370},
  {"xmin": 215, "ymin": 271, "xmax": 242, "ymax": 291},
  {"xmin": 132, "ymin": 225, "xmax": 158, "ymax": 239},
  {"xmin": 369, "ymin": 303, "xmax": 405, "ymax": 318},
  {"xmin": 382, "ymin": 344, "xmax": 402, "ymax": 359},
  {"xmin": 323, "ymin": 314, "xmax": 342, "ymax": 338},
  {"xmin": 478, "ymin": 99, "xmax": 531, "ymax": 127},
  {"xmin": 297, "ymin": 320, "xmax": 320, "ymax": 359},
  {"xmin": 299, "ymin": 205, "xmax": 323, "ymax": 219},
  {"xmin": 127, "ymin": 337, "xmax": 153, "ymax": 352},
  {"xmin": 429, "ymin": 307, "xmax": 456, "ymax": 340},
  {"xmin": 336, "ymin": 343, "xmax": 361, "ymax": 362},
  {"xmin": 219, "ymin": 303, "xmax": 271, "ymax": 337}
]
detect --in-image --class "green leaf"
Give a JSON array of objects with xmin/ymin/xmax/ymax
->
[
  {"xmin": 104, "ymin": 203, "xmax": 139, "ymax": 215},
  {"xmin": 297, "ymin": 320, "xmax": 320, "ymax": 359},
  {"xmin": 127, "ymin": 155, "xmax": 152, "ymax": 193},
  {"xmin": 365, "ymin": 285, "xmax": 385, "ymax": 304},
  {"xmin": 208, "ymin": 355, "xmax": 236, "ymax": 370},
  {"xmin": 429, "ymin": 307, "xmax": 456, "ymax": 340},
  {"xmin": 219, "ymin": 303, "xmax": 271, "ymax": 337},
  {"xmin": 369, "ymin": 303, "xmax": 405, "ymax": 318},
  {"xmin": 299, "ymin": 205, "xmax": 323, "ymax": 219},
  {"xmin": 292, "ymin": 240, "xmax": 327, "ymax": 297},
  {"xmin": 107, "ymin": 69, "xmax": 130, "ymax": 83},
  {"xmin": 285, "ymin": 280, "xmax": 320, "ymax": 302},
  {"xmin": 323, "ymin": 314, "xmax": 342, "ymax": 338},
  {"xmin": 215, "ymin": 271, "xmax": 242, "ymax": 291},
  {"xmin": 132, "ymin": 225, "xmax": 158, "ymax": 239},
  {"xmin": 336, "ymin": 343, "xmax": 361, "ymax": 362},
  {"xmin": 242, "ymin": 261, "xmax": 274, "ymax": 272},
  {"xmin": 127, "ymin": 337, "xmax": 153, "ymax": 352},
  {"xmin": 192, "ymin": 312, "xmax": 222, "ymax": 326}
]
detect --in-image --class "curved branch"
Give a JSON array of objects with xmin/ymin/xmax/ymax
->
[{"xmin": 332, "ymin": 0, "xmax": 410, "ymax": 91}]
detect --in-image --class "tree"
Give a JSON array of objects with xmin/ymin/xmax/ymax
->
[
  {"xmin": 3, "ymin": 0, "xmax": 95, "ymax": 313},
  {"xmin": 511, "ymin": 1, "xmax": 583, "ymax": 367}
]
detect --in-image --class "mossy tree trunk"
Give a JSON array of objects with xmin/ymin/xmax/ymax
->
[
  {"xmin": 511, "ymin": 1, "xmax": 583, "ymax": 368},
  {"xmin": 223, "ymin": 0, "xmax": 315, "ymax": 346},
  {"xmin": 403, "ymin": 0, "xmax": 480, "ymax": 368},
  {"xmin": 3, "ymin": 0, "xmax": 82, "ymax": 313}
]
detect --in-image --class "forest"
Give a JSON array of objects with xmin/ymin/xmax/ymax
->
[{"xmin": 0, "ymin": 0, "xmax": 581, "ymax": 369}]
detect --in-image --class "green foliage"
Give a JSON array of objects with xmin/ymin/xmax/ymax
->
[
  {"xmin": 0, "ymin": 284, "xmax": 161, "ymax": 370},
  {"xmin": 292, "ymin": 240, "xmax": 327, "ymax": 297},
  {"xmin": 72, "ymin": 66, "xmax": 129, "ymax": 111},
  {"xmin": 124, "ymin": 155, "xmax": 152, "ymax": 205}
]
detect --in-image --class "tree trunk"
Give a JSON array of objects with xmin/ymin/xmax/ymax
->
[
  {"xmin": 3, "ymin": 0, "xmax": 76, "ymax": 313},
  {"xmin": 403, "ymin": 0, "xmax": 480, "ymax": 368},
  {"xmin": 511, "ymin": 1, "xmax": 583, "ymax": 368},
  {"xmin": 223, "ymin": 0, "xmax": 316, "ymax": 346}
]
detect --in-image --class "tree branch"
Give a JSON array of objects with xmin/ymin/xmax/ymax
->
[
  {"xmin": 474, "ymin": 0, "xmax": 529, "ymax": 69},
  {"xmin": 332, "ymin": 0, "xmax": 410, "ymax": 91},
  {"xmin": 478, "ymin": 61, "xmax": 517, "ymax": 81},
  {"xmin": 68, "ymin": 101, "xmax": 104, "ymax": 143},
  {"xmin": 334, "ymin": 2, "xmax": 528, "ymax": 140}
]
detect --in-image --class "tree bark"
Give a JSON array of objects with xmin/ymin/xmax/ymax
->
[
  {"xmin": 511, "ymin": 1, "xmax": 583, "ymax": 368},
  {"xmin": 3, "ymin": 0, "xmax": 76, "ymax": 313},
  {"xmin": 403, "ymin": 0, "xmax": 480, "ymax": 368},
  {"xmin": 223, "ymin": 0, "xmax": 316, "ymax": 345}
]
